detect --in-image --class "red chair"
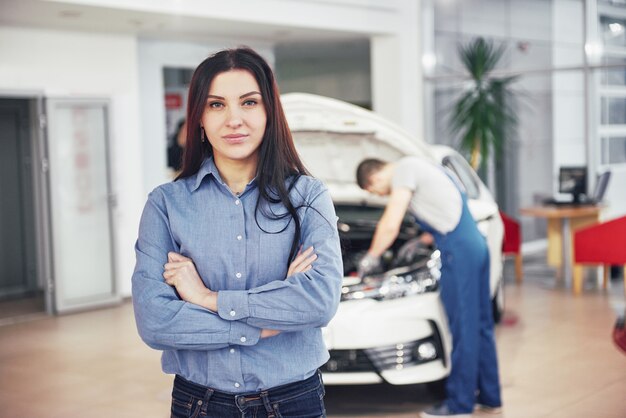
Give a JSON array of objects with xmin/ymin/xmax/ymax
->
[
  {"xmin": 500, "ymin": 211, "xmax": 523, "ymax": 284},
  {"xmin": 573, "ymin": 216, "xmax": 626, "ymax": 296}
]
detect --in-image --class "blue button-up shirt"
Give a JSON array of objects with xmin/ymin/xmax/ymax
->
[{"xmin": 132, "ymin": 157, "xmax": 343, "ymax": 392}]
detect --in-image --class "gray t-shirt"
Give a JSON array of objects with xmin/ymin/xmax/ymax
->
[{"xmin": 392, "ymin": 156, "xmax": 462, "ymax": 234}]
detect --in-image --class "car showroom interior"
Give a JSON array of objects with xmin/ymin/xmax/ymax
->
[{"xmin": 0, "ymin": 0, "xmax": 625, "ymax": 417}]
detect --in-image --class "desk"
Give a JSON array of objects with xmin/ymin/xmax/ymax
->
[{"xmin": 520, "ymin": 205, "xmax": 601, "ymax": 290}]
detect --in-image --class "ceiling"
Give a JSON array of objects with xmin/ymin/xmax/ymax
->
[{"xmin": 0, "ymin": 0, "xmax": 366, "ymax": 44}]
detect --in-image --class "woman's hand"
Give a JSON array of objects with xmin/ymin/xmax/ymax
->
[
  {"xmin": 163, "ymin": 248, "xmax": 316, "ymax": 338},
  {"xmin": 287, "ymin": 246, "xmax": 317, "ymax": 277},
  {"xmin": 258, "ymin": 247, "xmax": 316, "ymax": 340},
  {"xmin": 163, "ymin": 252, "xmax": 217, "ymax": 311},
  {"xmin": 261, "ymin": 329, "xmax": 281, "ymax": 338}
]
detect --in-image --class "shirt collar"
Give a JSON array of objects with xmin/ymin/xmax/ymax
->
[
  {"xmin": 191, "ymin": 156, "xmax": 258, "ymax": 194},
  {"xmin": 191, "ymin": 157, "xmax": 223, "ymax": 192}
]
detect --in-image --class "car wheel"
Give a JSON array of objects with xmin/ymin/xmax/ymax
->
[{"xmin": 491, "ymin": 280, "xmax": 504, "ymax": 324}]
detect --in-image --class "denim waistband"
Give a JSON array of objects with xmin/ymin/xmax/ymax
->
[{"xmin": 173, "ymin": 371, "xmax": 322, "ymax": 410}]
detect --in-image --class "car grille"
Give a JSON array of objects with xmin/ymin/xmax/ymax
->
[
  {"xmin": 322, "ymin": 331, "xmax": 443, "ymax": 374},
  {"xmin": 321, "ymin": 349, "xmax": 375, "ymax": 373}
]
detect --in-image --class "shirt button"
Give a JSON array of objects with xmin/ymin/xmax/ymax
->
[
  {"xmin": 229, "ymin": 310, "xmax": 236, "ymax": 317},
  {"xmin": 235, "ymin": 272, "xmax": 242, "ymax": 278},
  {"xmin": 234, "ymin": 382, "xmax": 240, "ymax": 388},
  {"xmin": 235, "ymin": 199, "xmax": 240, "ymax": 205},
  {"xmin": 237, "ymin": 235, "xmax": 242, "ymax": 240},
  {"xmin": 230, "ymin": 348, "xmax": 235, "ymax": 354},
  {"xmin": 240, "ymin": 336, "xmax": 247, "ymax": 343}
]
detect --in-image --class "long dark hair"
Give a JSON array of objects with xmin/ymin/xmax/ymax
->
[{"xmin": 177, "ymin": 47, "xmax": 310, "ymax": 265}]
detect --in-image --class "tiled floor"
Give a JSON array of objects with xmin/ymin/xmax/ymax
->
[
  {"xmin": 0, "ymin": 293, "xmax": 45, "ymax": 325},
  {"xmin": 0, "ymin": 257, "xmax": 625, "ymax": 418}
]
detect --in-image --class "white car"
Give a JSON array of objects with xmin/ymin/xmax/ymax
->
[{"xmin": 282, "ymin": 93, "xmax": 504, "ymax": 386}]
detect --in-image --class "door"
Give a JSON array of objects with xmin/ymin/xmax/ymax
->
[
  {"xmin": 45, "ymin": 99, "xmax": 119, "ymax": 313},
  {"xmin": 0, "ymin": 99, "xmax": 38, "ymax": 299}
]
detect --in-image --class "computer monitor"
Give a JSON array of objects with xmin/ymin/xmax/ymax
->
[
  {"xmin": 592, "ymin": 170, "xmax": 611, "ymax": 203},
  {"xmin": 559, "ymin": 166, "xmax": 587, "ymax": 203}
]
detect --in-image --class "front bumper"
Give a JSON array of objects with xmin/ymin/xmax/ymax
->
[{"xmin": 321, "ymin": 291, "xmax": 451, "ymax": 385}]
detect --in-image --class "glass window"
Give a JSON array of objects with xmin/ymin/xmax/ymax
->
[
  {"xmin": 599, "ymin": 0, "xmax": 626, "ymax": 6},
  {"xmin": 601, "ymin": 137, "xmax": 626, "ymax": 164},
  {"xmin": 601, "ymin": 97, "xmax": 626, "ymax": 124},
  {"xmin": 601, "ymin": 15, "xmax": 626, "ymax": 47},
  {"xmin": 442, "ymin": 154, "xmax": 481, "ymax": 199},
  {"xmin": 600, "ymin": 58, "xmax": 626, "ymax": 86}
]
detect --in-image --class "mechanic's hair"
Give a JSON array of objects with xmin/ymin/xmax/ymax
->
[{"xmin": 356, "ymin": 158, "xmax": 386, "ymax": 189}]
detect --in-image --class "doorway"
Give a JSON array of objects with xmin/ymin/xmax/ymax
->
[
  {"xmin": 163, "ymin": 66, "xmax": 193, "ymax": 175},
  {"xmin": 0, "ymin": 98, "xmax": 45, "ymax": 322},
  {"xmin": 0, "ymin": 96, "xmax": 120, "ymax": 322}
]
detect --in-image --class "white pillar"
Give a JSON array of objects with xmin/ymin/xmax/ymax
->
[
  {"xmin": 370, "ymin": 1, "xmax": 423, "ymax": 140},
  {"xmin": 584, "ymin": 0, "xmax": 600, "ymax": 191}
]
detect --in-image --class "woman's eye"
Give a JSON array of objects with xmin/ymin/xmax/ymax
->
[
  {"xmin": 208, "ymin": 102, "xmax": 223, "ymax": 109},
  {"xmin": 243, "ymin": 99, "xmax": 258, "ymax": 106}
]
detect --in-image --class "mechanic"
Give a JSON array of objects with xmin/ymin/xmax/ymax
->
[{"xmin": 356, "ymin": 156, "xmax": 502, "ymax": 418}]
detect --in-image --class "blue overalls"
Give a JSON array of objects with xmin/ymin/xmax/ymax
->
[{"xmin": 413, "ymin": 192, "xmax": 502, "ymax": 414}]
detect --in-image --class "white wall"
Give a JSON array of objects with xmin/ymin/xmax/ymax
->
[
  {"xmin": 48, "ymin": 0, "xmax": 403, "ymax": 35},
  {"xmin": 603, "ymin": 165, "xmax": 626, "ymax": 219},
  {"xmin": 48, "ymin": 0, "xmax": 424, "ymax": 135},
  {"xmin": 278, "ymin": 66, "xmax": 371, "ymax": 106},
  {"xmin": 275, "ymin": 40, "xmax": 371, "ymax": 108},
  {"xmin": 430, "ymin": 0, "xmax": 558, "ymax": 240},
  {"xmin": 552, "ymin": 0, "xmax": 586, "ymax": 176},
  {"xmin": 0, "ymin": 25, "xmax": 143, "ymax": 299},
  {"xmin": 371, "ymin": 0, "xmax": 423, "ymax": 139},
  {"xmin": 0, "ymin": 0, "xmax": 426, "ymax": 299}
]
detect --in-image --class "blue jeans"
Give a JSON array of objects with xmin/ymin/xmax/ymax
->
[
  {"xmin": 170, "ymin": 371, "xmax": 326, "ymax": 418},
  {"xmin": 415, "ymin": 194, "xmax": 502, "ymax": 414}
]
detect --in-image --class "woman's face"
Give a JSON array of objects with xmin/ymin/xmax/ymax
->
[{"xmin": 201, "ymin": 69, "xmax": 267, "ymax": 167}]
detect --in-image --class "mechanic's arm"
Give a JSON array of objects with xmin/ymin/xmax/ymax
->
[
  {"xmin": 132, "ymin": 189, "xmax": 263, "ymax": 351},
  {"xmin": 216, "ymin": 183, "xmax": 343, "ymax": 332},
  {"xmin": 367, "ymin": 187, "xmax": 413, "ymax": 257}
]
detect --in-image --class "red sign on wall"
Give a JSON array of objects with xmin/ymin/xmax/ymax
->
[{"xmin": 165, "ymin": 93, "xmax": 183, "ymax": 109}]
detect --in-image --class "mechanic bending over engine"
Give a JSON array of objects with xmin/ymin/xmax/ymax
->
[{"xmin": 356, "ymin": 156, "xmax": 502, "ymax": 418}]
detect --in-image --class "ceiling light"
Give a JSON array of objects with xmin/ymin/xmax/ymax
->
[
  {"xmin": 609, "ymin": 22, "xmax": 624, "ymax": 34},
  {"xmin": 422, "ymin": 53, "xmax": 437, "ymax": 74},
  {"xmin": 585, "ymin": 41, "xmax": 604, "ymax": 64}
]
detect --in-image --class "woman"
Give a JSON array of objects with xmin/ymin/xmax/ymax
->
[{"xmin": 132, "ymin": 47, "xmax": 343, "ymax": 418}]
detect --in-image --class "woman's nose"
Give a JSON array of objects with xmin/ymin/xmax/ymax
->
[{"xmin": 226, "ymin": 108, "xmax": 243, "ymax": 128}]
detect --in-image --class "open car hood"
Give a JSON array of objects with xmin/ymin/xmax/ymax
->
[{"xmin": 281, "ymin": 93, "xmax": 436, "ymax": 203}]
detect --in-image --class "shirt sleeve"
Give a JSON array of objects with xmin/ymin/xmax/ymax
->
[
  {"xmin": 132, "ymin": 189, "xmax": 262, "ymax": 351},
  {"xmin": 392, "ymin": 156, "xmax": 421, "ymax": 192},
  {"xmin": 216, "ymin": 181, "xmax": 343, "ymax": 331}
]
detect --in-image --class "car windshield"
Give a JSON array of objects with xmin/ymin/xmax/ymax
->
[{"xmin": 442, "ymin": 154, "xmax": 480, "ymax": 199}]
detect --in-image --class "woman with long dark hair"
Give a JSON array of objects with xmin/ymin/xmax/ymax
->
[{"xmin": 132, "ymin": 47, "xmax": 342, "ymax": 418}]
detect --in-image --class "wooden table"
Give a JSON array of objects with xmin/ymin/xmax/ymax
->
[{"xmin": 520, "ymin": 205, "xmax": 602, "ymax": 290}]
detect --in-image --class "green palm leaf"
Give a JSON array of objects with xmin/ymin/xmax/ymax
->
[{"xmin": 449, "ymin": 38, "xmax": 518, "ymax": 171}]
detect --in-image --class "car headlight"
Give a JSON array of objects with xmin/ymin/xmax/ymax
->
[{"xmin": 341, "ymin": 250, "xmax": 441, "ymax": 301}]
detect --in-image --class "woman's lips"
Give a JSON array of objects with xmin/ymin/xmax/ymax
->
[{"xmin": 223, "ymin": 134, "xmax": 247, "ymax": 144}]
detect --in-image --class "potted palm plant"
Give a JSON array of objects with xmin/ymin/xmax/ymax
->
[{"xmin": 450, "ymin": 37, "xmax": 518, "ymax": 176}]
